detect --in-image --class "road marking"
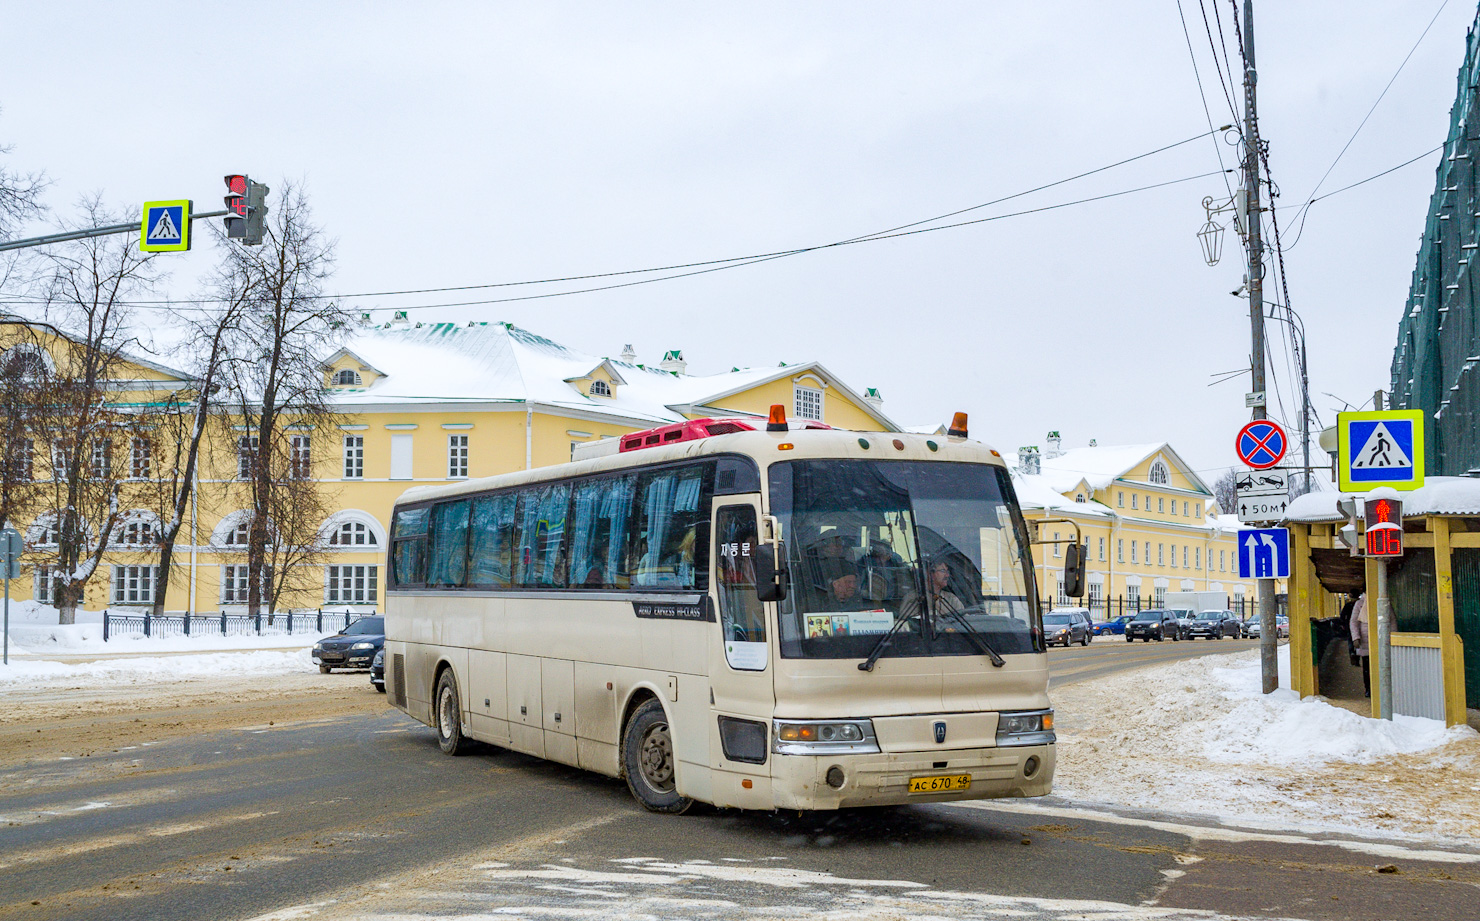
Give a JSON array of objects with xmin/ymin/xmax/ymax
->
[{"xmin": 953, "ymin": 800, "xmax": 1480, "ymax": 864}]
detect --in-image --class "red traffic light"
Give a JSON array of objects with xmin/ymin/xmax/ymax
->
[{"xmin": 224, "ymin": 174, "xmax": 248, "ymax": 218}]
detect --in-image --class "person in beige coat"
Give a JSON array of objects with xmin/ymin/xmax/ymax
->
[{"xmin": 1349, "ymin": 593, "xmax": 1370, "ymax": 697}]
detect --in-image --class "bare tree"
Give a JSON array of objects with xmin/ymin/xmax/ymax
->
[
  {"xmin": 216, "ymin": 182, "xmax": 350, "ymax": 618},
  {"xmin": 26, "ymin": 199, "xmax": 161, "ymax": 623},
  {"xmin": 0, "ymin": 123, "xmax": 47, "ymax": 241},
  {"xmin": 1212, "ymin": 468, "xmax": 1238, "ymax": 517},
  {"xmin": 0, "ymin": 321, "xmax": 50, "ymax": 532}
]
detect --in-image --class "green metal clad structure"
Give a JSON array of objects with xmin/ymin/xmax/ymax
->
[{"xmin": 1391, "ymin": 8, "xmax": 1480, "ymax": 475}]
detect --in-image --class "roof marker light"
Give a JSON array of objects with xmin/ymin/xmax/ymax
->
[
  {"xmin": 948, "ymin": 412, "xmax": 969, "ymax": 439},
  {"xmin": 767, "ymin": 404, "xmax": 788, "ymax": 432}
]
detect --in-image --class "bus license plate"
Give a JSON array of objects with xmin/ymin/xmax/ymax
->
[{"xmin": 908, "ymin": 773, "xmax": 972, "ymax": 794}]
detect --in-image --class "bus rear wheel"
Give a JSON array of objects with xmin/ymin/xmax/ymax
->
[
  {"xmin": 622, "ymin": 698, "xmax": 692, "ymax": 814},
  {"xmin": 435, "ymin": 669, "xmax": 471, "ymax": 756}
]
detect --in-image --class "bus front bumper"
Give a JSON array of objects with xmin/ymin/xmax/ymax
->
[{"xmin": 768, "ymin": 743, "xmax": 1055, "ymax": 810}]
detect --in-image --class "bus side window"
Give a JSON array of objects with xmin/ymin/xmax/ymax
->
[
  {"xmin": 631, "ymin": 464, "xmax": 712, "ymax": 590},
  {"xmin": 469, "ymin": 493, "xmax": 517, "ymax": 588},
  {"xmin": 716, "ymin": 505, "xmax": 767, "ymax": 659},
  {"xmin": 391, "ymin": 507, "xmax": 429, "ymax": 587},
  {"xmin": 515, "ymin": 482, "xmax": 572, "ymax": 587},
  {"xmin": 427, "ymin": 500, "xmax": 471, "ymax": 587},
  {"xmin": 568, "ymin": 475, "xmax": 635, "ymax": 590}
]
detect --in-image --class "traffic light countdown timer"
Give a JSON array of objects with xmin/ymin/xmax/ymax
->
[
  {"xmin": 1364, "ymin": 494, "xmax": 1404, "ymax": 558},
  {"xmin": 224, "ymin": 175, "xmax": 270, "ymax": 245}
]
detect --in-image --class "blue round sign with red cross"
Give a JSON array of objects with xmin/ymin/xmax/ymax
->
[{"xmin": 1236, "ymin": 420, "xmax": 1287, "ymax": 470}]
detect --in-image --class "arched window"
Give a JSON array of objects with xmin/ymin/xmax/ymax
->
[
  {"xmin": 0, "ymin": 346, "xmax": 49, "ymax": 381},
  {"xmin": 333, "ymin": 369, "xmax": 362, "ymax": 386},
  {"xmin": 224, "ymin": 521, "xmax": 250, "ymax": 546},
  {"xmin": 589, "ymin": 379, "xmax": 611, "ymax": 397},
  {"xmin": 1075, "ymin": 493, "xmax": 1086, "ymax": 503},
  {"xmin": 116, "ymin": 515, "xmax": 161, "ymax": 547},
  {"xmin": 329, "ymin": 521, "xmax": 377, "ymax": 546},
  {"xmin": 1149, "ymin": 460, "xmax": 1170, "ymax": 485}
]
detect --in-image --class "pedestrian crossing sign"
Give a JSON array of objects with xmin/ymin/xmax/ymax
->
[
  {"xmin": 1337, "ymin": 409, "xmax": 1424, "ymax": 492},
  {"xmin": 139, "ymin": 200, "xmax": 192, "ymax": 252}
]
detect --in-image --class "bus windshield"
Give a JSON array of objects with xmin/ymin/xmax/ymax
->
[{"xmin": 769, "ymin": 459, "xmax": 1042, "ymax": 660}]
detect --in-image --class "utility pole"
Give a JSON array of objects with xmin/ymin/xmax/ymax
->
[{"xmin": 1240, "ymin": 0, "xmax": 1278, "ymax": 695}]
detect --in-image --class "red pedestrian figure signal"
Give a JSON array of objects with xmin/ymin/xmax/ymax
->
[{"xmin": 1363, "ymin": 496, "xmax": 1404, "ymax": 558}]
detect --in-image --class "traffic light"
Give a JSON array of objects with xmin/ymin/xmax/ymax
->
[
  {"xmin": 1363, "ymin": 496, "xmax": 1404, "ymax": 558},
  {"xmin": 1336, "ymin": 497, "xmax": 1363, "ymax": 557},
  {"xmin": 223, "ymin": 174, "xmax": 270, "ymax": 246}
]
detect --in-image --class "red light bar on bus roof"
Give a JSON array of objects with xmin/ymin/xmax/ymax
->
[{"xmin": 618, "ymin": 414, "xmax": 832, "ymax": 453}]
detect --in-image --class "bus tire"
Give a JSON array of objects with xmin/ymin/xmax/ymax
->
[
  {"xmin": 435, "ymin": 669, "xmax": 471, "ymax": 756},
  {"xmin": 622, "ymin": 698, "xmax": 692, "ymax": 815}
]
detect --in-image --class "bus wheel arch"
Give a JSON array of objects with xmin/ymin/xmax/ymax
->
[
  {"xmin": 433, "ymin": 661, "xmax": 471, "ymax": 756},
  {"xmin": 619, "ymin": 692, "xmax": 692, "ymax": 815}
]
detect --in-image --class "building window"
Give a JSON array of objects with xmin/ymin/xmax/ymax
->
[
  {"xmin": 326, "ymin": 564, "xmax": 378, "ymax": 605},
  {"xmin": 91, "ymin": 439, "xmax": 111, "ymax": 479},
  {"xmin": 1131, "ymin": 494, "xmax": 1138, "ymax": 510},
  {"xmin": 1154, "ymin": 586, "xmax": 1167, "ymax": 607},
  {"xmin": 1195, "ymin": 547, "xmax": 1201, "ymax": 570},
  {"xmin": 1056, "ymin": 581, "xmax": 1070, "ymax": 607},
  {"xmin": 1144, "ymin": 541, "xmax": 1152, "ymax": 565},
  {"xmin": 1220, "ymin": 549, "xmax": 1226, "ymax": 572},
  {"xmin": 1117, "ymin": 539, "xmax": 1125, "ymax": 563},
  {"xmin": 1183, "ymin": 546, "xmax": 1189, "ymax": 568},
  {"xmin": 1158, "ymin": 543, "xmax": 1165, "ymax": 566},
  {"xmin": 1052, "ymin": 531, "xmax": 1060, "ymax": 558},
  {"xmin": 1170, "ymin": 544, "xmax": 1177, "ymax": 568},
  {"xmin": 34, "ymin": 566, "xmax": 57, "ymax": 604},
  {"xmin": 51, "ymin": 441, "xmax": 70, "ymax": 481},
  {"xmin": 334, "ymin": 369, "xmax": 362, "ymax": 386},
  {"xmin": 237, "ymin": 435, "xmax": 259, "ymax": 480},
  {"xmin": 329, "ymin": 521, "xmax": 377, "ymax": 547},
  {"xmin": 1127, "ymin": 584, "xmax": 1140, "ymax": 608},
  {"xmin": 1149, "ymin": 460, "xmax": 1169, "ymax": 484},
  {"xmin": 1195, "ymin": 504, "xmax": 1202, "ymax": 519},
  {"xmin": 222, "ymin": 520, "xmax": 251, "ymax": 547},
  {"xmin": 1130, "ymin": 541, "xmax": 1137, "ymax": 564},
  {"xmin": 290, "ymin": 435, "xmax": 312, "ymax": 479},
  {"xmin": 130, "ymin": 437, "xmax": 151, "ymax": 479},
  {"xmin": 1157, "ymin": 497, "xmax": 1164, "ymax": 513},
  {"xmin": 5, "ymin": 438, "xmax": 33, "ymax": 482},
  {"xmin": 589, "ymin": 379, "xmax": 611, "ymax": 397},
  {"xmin": 112, "ymin": 565, "xmax": 155, "ymax": 605},
  {"xmin": 1183, "ymin": 501, "xmax": 1189, "ymax": 517},
  {"xmin": 1117, "ymin": 491, "xmax": 1124, "ymax": 508},
  {"xmin": 448, "ymin": 434, "xmax": 469, "ymax": 478},
  {"xmin": 343, "ymin": 435, "xmax": 363, "ymax": 479},
  {"xmin": 1097, "ymin": 537, "xmax": 1105, "ymax": 561},
  {"xmin": 794, "ymin": 385, "xmax": 823, "ymax": 421},
  {"xmin": 1075, "ymin": 493, "xmax": 1085, "ymax": 503},
  {"xmin": 118, "ymin": 519, "xmax": 159, "ymax": 547},
  {"xmin": 221, "ymin": 565, "xmax": 271, "ymax": 604},
  {"xmin": 1088, "ymin": 581, "xmax": 1103, "ymax": 611}
]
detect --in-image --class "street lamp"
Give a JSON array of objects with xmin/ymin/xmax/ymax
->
[{"xmin": 1198, "ymin": 220, "xmax": 1225, "ymax": 266}]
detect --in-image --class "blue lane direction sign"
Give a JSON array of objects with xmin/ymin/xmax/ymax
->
[
  {"xmin": 1236, "ymin": 420, "xmax": 1287, "ymax": 470},
  {"xmin": 1238, "ymin": 527, "xmax": 1290, "ymax": 580}
]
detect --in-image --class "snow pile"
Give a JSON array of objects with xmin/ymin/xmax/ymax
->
[
  {"xmin": 1053, "ymin": 647, "xmax": 1480, "ymax": 843},
  {"xmin": 0, "ymin": 647, "xmax": 316, "ymax": 687}
]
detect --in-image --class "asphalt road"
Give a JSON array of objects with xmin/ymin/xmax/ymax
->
[{"xmin": 2, "ymin": 640, "xmax": 1476, "ymax": 921}]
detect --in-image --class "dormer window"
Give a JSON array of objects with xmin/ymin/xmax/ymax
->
[
  {"xmin": 589, "ymin": 379, "xmax": 611, "ymax": 397},
  {"xmin": 333, "ymin": 369, "xmax": 362, "ymax": 386},
  {"xmin": 1149, "ymin": 460, "xmax": 1170, "ymax": 485}
]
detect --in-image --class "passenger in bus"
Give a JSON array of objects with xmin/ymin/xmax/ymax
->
[
  {"xmin": 898, "ymin": 559, "xmax": 965, "ymax": 625},
  {"xmin": 861, "ymin": 539, "xmax": 907, "ymax": 604},
  {"xmin": 820, "ymin": 558, "xmax": 867, "ymax": 612}
]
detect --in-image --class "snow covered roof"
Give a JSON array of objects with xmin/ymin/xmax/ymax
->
[
  {"xmin": 322, "ymin": 322, "xmax": 900, "ymax": 429},
  {"xmin": 1038, "ymin": 443, "xmax": 1201, "ymax": 493},
  {"xmin": 1011, "ymin": 473, "xmax": 1115, "ymax": 518},
  {"xmin": 1285, "ymin": 476, "xmax": 1480, "ymax": 522}
]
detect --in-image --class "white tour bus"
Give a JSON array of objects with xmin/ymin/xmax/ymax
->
[{"xmin": 383, "ymin": 409, "xmax": 1059, "ymax": 813}]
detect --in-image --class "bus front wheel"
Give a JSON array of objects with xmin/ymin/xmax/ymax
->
[
  {"xmin": 622, "ymin": 698, "xmax": 693, "ymax": 815},
  {"xmin": 435, "ymin": 669, "xmax": 471, "ymax": 756}
]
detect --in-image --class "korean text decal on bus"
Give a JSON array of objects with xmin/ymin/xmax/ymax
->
[{"xmin": 383, "ymin": 407, "xmax": 1059, "ymax": 813}]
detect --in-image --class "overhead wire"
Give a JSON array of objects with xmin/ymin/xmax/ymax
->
[
  {"xmin": 1197, "ymin": 0, "xmax": 1241, "ymax": 123},
  {"xmin": 1176, "ymin": 0, "xmax": 1237, "ymax": 202}
]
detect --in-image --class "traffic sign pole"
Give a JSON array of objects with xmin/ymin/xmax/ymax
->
[{"xmin": 1, "ymin": 528, "xmax": 20, "ymax": 666}]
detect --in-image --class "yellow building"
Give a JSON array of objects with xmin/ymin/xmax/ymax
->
[
  {"xmin": 4, "ymin": 319, "xmax": 899, "ymax": 614},
  {"xmin": 1011, "ymin": 436, "xmax": 1258, "ymax": 615}
]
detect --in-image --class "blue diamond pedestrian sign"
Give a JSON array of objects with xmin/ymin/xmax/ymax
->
[
  {"xmin": 140, "ymin": 200, "xmax": 192, "ymax": 252},
  {"xmin": 1337, "ymin": 410, "xmax": 1424, "ymax": 492},
  {"xmin": 1238, "ymin": 527, "xmax": 1289, "ymax": 580}
]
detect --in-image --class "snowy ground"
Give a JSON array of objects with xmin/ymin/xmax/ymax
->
[
  {"xmin": 1, "ymin": 599, "xmax": 337, "ymax": 659},
  {"xmin": 1051, "ymin": 644, "xmax": 1480, "ymax": 845}
]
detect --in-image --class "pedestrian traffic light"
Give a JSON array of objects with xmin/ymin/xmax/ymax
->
[
  {"xmin": 1336, "ymin": 497, "xmax": 1363, "ymax": 557},
  {"xmin": 1363, "ymin": 496, "xmax": 1404, "ymax": 558},
  {"xmin": 223, "ymin": 174, "xmax": 270, "ymax": 246}
]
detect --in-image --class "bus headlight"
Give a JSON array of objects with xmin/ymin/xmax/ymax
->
[
  {"xmin": 996, "ymin": 709, "xmax": 1055, "ymax": 747},
  {"xmin": 772, "ymin": 719, "xmax": 879, "ymax": 754}
]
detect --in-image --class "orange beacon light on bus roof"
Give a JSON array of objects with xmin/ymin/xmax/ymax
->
[
  {"xmin": 767, "ymin": 404, "xmax": 788, "ymax": 432},
  {"xmin": 948, "ymin": 412, "xmax": 968, "ymax": 439}
]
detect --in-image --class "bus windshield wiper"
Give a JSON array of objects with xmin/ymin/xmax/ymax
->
[
  {"xmin": 858, "ymin": 612, "xmax": 916, "ymax": 672},
  {"xmin": 937, "ymin": 606, "xmax": 1006, "ymax": 667}
]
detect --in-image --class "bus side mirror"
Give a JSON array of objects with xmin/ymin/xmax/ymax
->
[
  {"xmin": 754, "ymin": 539, "xmax": 788, "ymax": 602},
  {"xmin": 1063, "ymin": 542, "xmax": 1086, "ymax": 598}
]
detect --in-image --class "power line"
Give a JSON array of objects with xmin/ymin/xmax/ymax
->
[
  {"xmin": 1287, "ymin": 0, "xmax": 1452, "ymax": 249},
  {"xmin": 1197, "ymin": 0, "xmax": 1241, "ymax": 123},
  {"xmin": 0, "ymin": 166, "xmax": 1228, "ymax": 315},
  {"xmin": 1177, "ymin": 0, "xmax": 1237, "ymax": 201}
]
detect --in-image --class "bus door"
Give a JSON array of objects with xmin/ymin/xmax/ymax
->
[{"xmin": 709, "ymin": 499, "xmax": 776, "ymax": 775}]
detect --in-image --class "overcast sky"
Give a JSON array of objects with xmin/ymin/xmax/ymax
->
[{"xmin": 1, "ymin": 2, "xmax": 1473, "ymax": 488}]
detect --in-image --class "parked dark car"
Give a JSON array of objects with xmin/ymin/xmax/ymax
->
[
  {"xmin": 1187, "ymin": 610, "xmax": 1241, "ymax": 639},
  {"xmin": 1096, "ymin": 613, "xmax": 1137, "ymax": 636},
  {"xmin": 1043, "ymin": 612, "xmax": 1091, "ymax": 646},
  {"xmin": 313, "ymin": 615, "xmax": 385, "ymax": 673},
  {"xmin": 1125, "ymin": 609, "xmax": 1179, "ymax": 642},
  {"xmin": 1167, "ymin": 608, "xmax": 1197, "ymax": 641},
  {"xmin": 1053, "ymin": 607, "xmax": 1095, "ymax": 644},
  {"xmin": 371, "ymin": 646, "xmax": 386, "ymax": 691}
]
